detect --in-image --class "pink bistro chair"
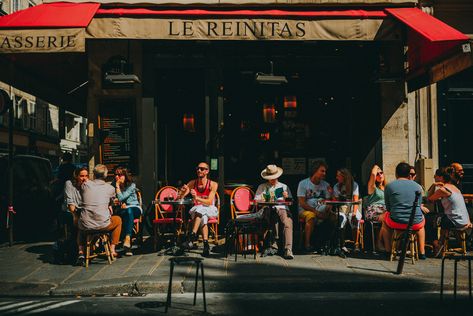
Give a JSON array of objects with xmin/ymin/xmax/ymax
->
[
  {"xmin": 229, "ymin": 186, "xmax": 259, "ymax": 260},
  {"xmin": 152, "ymin": 186, "xmax": 181, "ymax": 251}
]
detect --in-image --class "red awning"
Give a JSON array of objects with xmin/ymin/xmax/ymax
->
[
  {"xmin": 386, "ymin": 8, "xmax": 471, "ymax": 91},
  {"xmin": 0, "ymin": 2, "xmax": 100, "ymax": 28}
]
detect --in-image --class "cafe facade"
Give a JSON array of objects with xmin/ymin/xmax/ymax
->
[{"xmin": 0, "ymin": 0, "xmax": 471, "ymax": 202}]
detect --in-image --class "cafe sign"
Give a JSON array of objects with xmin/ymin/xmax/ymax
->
[
  {"xmin": 87, "ymin": 18, "xmax": 389, "ymax": 41},
  {"xmin": 0, "ymin": 28, "xmax": 85, "ymax": 53}
]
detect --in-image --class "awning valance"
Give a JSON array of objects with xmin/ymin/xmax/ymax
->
[{"xmin": 0, "ymin": 2, "xmax": 100, "ymax": 53}]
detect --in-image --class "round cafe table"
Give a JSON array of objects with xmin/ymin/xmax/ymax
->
[
  {"xmin": 322, "ymin": 200, "xmax": 361, "ymax": 258},
  {"xmin": 154, "ymin": 198, "xmax": 194, "ymax": 256},
  {"xmin": 252, "ymin": 199, "xmax": 293, "ymax": 257}
]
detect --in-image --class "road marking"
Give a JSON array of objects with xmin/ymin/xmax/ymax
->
[
  {"xmin": 147, "ymin": 255, "xmax": 165, "ymax": 275},
  {"xmin": 122, "ymin": 254, "xmax": 143, "ymax": 275},
  {"xmin": 17, "ymin": 265, "xmax": 43, "ymax": 282},
  {"xmin": 0, "ymin": 301, "xmax": 37, "ymax": 311},
  {"xmin": 23, "ymin": 300, "xmax": 79, "ymax": 314},
  {"xmin": 3, "ymin": 301, "xmax": 57, "ymax": 315},
  {"xmin": 0, "ymin": 301, "xmax": 13, "ymax": 307}
]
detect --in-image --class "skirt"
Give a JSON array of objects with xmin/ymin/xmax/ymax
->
[{"xmin": 189, "ymin": 204, "xmax": 218, "ymax": 225}]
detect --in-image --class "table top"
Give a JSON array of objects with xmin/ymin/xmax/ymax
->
[
  {"xmin": 251, "ymin": 200, "xmax": 293, "ymax": 206},
  {"xmin": 154, "ymin": 199, "xmax": 194, "ymax": 205},
  {"xmin": 323, "ymin": 200, "xmax": 361, "ymax": 205}
]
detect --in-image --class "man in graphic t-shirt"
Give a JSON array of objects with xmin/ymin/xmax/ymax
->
[{"xmin": 297, "ymin": 160, "xmax": 332, "ymax": 251}]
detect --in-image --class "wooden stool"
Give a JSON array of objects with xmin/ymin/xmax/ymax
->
[
  {"xmin": 442, "ymin": 229, "xmax": 467, "ymax": 257},
  {"xmin": 390, "ymin": 229, "xmax": 418, "ymax": 264},
  {"xmin": 84, "ymin": 231, "xmax": 114, "ymax": 268},
  {"xmin": 166, "ymin": 257, "xmax": 206, "ymax": 313}
]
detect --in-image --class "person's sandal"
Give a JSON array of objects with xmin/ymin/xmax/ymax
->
[{"xmin": 124, "ymin": 247, "xmax": 133, "ymax": 256}]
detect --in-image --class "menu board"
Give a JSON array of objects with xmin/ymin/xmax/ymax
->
[{"xmin": 100, "ymin": 100, "xmax": 137, "ymax": 174}]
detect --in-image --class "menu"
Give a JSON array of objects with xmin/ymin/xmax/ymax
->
[{"xmin": 100, "ymin": 101, "xmax": 136, "ymax": 174}]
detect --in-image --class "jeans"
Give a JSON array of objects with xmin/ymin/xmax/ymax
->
[{"xmin": 119, "ymin": 206, "xmax": 142, "ymax": 237}]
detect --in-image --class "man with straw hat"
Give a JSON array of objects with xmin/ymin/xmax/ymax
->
[{"xmin": 255, "ymin": 164, "xmax": 294, "ymax": 259}]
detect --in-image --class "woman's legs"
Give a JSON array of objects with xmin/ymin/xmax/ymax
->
[
  {"xmin": 416, "ymin": 227, "xmax": 426, "ymax": 255},
  {"xmin": 121, "ymin": 207, "xmax": 141, "ymax": 247}
]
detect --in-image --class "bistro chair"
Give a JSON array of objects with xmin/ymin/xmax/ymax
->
[
  {"xmin": 84, "ymin": 230, "xmax": 114, "ymax": 268},
  {"xmin": 208, "ymin": 191, "xmax": 220, "ymax": 245},
  {"xmin": 390, "ymin": 229, "xmax": 419, "ymax": 264},
  {"xmin": 440, "ymin": 228, "xmax": 468, "ymax": 258},
  {"xmin": 153, "ymin": 186, "xmax": 181, "ymax": 251},
  {"xmin": 132, "ymin": 189, "xmax": 144, "ymax": 246},
  {"xmin": 227, "ymin": 186, "xmax": 259, "ymax": 260}
]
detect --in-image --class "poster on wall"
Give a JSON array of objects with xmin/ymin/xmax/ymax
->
[
  {"xmin": 100, "ymin": 99, "xmax": 137, "ymax": 175},
  {"xmin": 282, "ymin": 157, "xmax": 306, "ymax": 175}
]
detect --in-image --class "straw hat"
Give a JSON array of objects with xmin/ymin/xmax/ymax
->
[{"xmin": 261, "ymin": 164, "xmax": 283, "ymax": 180}]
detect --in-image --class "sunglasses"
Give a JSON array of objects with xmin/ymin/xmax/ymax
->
[
  {"xmin": 376, "ymin": 171, "xmax": 384, "ymax": 176},
  {"xmin": 410, "ymin": 173, "xmax": 416, "ymax": 176},
  {"xmin": 196, "ymin": 167, "xmax": 208, "ymax": 171}
]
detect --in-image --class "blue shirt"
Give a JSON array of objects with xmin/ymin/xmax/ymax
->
[
  {"xmin": 385, "ymin": 179, "xmax": 423, "ymax": 224},
  {"xmin": 117, "ymin": 183, "xmax": 141, "ymax": 208}
]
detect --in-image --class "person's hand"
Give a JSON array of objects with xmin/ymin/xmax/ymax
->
[
  {"xmin": 121, "ymin": 203, "xmax": 127, "ymax": 209},
  {"xmin": 327, "ymin": 186, "xmax": 333, "ymax": 195},
  {"xmin": 421, "ymin": 205, "xmax": 430, "ymax": 214},
  {"xmin": 283, "ymin": 191, "xmax": 289, "ymax": 199},
  {"xmin": 190, "ymin": 189, "xmax": 197, "ymax": 198},
  {"xmin": 434, "ymin": 182, "xmax": 444, "ymax": 187},
  {"xmin": 372, "ymin": 165, "xmax": 380, "ymax": 175}
]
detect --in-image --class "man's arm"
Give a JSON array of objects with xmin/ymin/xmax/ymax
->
[{"xmin": 298, "ymin": 196, "xmax": 316, "ymax": 213}]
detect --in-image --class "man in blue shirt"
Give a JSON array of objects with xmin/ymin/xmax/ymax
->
[{"xmin": 381, "ymin": 162, "xmax": 426, "ymax": 259}]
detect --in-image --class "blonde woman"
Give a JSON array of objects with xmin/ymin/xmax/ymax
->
[{"xmin": 365, "ymin": 165, "xmax": 388, "ymax": 250}]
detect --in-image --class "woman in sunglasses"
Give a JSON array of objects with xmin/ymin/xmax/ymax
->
[{"xmin": 365, "ymin": 164, "xmax": 388, "ymax": 251}]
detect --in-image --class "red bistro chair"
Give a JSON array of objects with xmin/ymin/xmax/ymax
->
[
  {"xmin": 152, "ymin": 186, "xmax": 182, "ymax": 251},
  {"xmin": 189, "ymin": 192, "xmax": 221, "ymax": 245},
  {"xmin": 229, "ymin": 186, "xmax": 259, "ymax": 259}
]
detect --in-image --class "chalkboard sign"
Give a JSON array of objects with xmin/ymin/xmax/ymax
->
[{"xmin": 100, "ymin": 99, "xmax": 137, "ymax": 174}]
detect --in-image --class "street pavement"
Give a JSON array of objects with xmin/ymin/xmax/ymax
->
[
  {"xmin": 0, "ymin": 293, "xmax": 473, "ymax": 315},
  {"xmin": 0, "ymin": 238, "xmax": 472, "ymax": 298}
]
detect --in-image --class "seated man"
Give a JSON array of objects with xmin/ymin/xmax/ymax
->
[
  {"xmin": 297, "ymin": 160, "xmax": 332, "ymax": 252},
  {"xmin": 76, "ymin": 164, "xmax": 122, "ymax": 265},
  {"xmin": 380, "ymin": 162, "xmax": 426, "ymax": 259},
  {"xmin": 180, "ymin": 162, "xmax": 218, "ymax": 257},
  {"xmin": 255, "ymin": 164, "xmax": 294, "ymax": 260}
]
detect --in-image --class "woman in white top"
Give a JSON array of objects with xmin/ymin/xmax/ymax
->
[
  {"xmin": 333, "ymin": 168, "xmax": 360, "ymax": 251},
  {"xmin": 428, "ymin": 167, "xmax": 472, "ymax": 256}
]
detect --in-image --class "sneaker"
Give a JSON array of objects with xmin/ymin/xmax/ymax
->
[
  {"xmin": 419, "ymin": 253, "xmax": 427, "ymax": 260},
  {"xmin": 75, "ymin": 254, "xmax": 85, "ymax": 266},
  {"xmin": 341, "ymin": 246, "xmax": 349, "ymax": 254},
  {"xmin": 283, "ymin": 249, "xmax": 294, "ymax": 260},
  {"xmin": 124, "ymin": 247, "xmax": 133, "ymax": 256}
]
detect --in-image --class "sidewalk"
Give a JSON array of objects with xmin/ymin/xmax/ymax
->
[{"xmin": 0, "ymin": 240, "xmax": 471, "ymax": 297}]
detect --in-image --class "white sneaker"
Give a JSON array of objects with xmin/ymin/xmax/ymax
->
[{"xmin": 283, "ymin": 249, "xmax": 294, "ymax": 260}]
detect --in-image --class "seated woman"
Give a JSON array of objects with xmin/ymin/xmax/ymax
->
[
  {"xmin": 64, "ymin": 167, "xmax": 89, "ymax": 229},
  {"xmin": 428, "ymin": 167, "xmax": 472, "ymax": 256},
  {"xmin": 114, "ymin": 167, "xmax": 142, "ymax": 256},
  {"xmin": 63, "ymin": 167, "xmax": 88, "ymax": 266},
  {"xmin": 332, "ymin": 168, "xmax": 360, "ymax": 251},
  {"xmin": 365, "ymin": 165, "xmax": 388, "ymax": 250}
]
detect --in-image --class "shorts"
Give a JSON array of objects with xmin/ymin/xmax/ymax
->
[
  {"xmin": 384, "ymin": 211, "xmax": 425, "ymax": 231},
  {"xmin": 299, "ymin": 205, "xmax": 329, "ymax": 225}
]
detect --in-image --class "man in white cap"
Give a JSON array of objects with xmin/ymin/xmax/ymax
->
[{"xmin": 255, "ymin": 164, "xmax": 294, "ymax": 259}]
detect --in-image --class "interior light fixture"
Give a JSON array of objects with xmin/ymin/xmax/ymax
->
[
  {"xmin": 255, "ymin": 61, "xmax": 287, "ymax": 85},
  {"xmin": 105, "ymin": 74, "xmax": 141, "ymax": 84}
]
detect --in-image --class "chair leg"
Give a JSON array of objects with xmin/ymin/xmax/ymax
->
[
  {"xmin": 370, "ymin": 222, "xmax": 376, "ymax": 253},
  {"xmin": 390, "ymin": 231, "xmax": 398, "ymax": 261},
  {"xmin": 85, "ymin": 235, "xmax": 91, "ymax": 268},
  {"xmin": 153, "ymin": 224, "xmax": 158, "ymax": 252},
  {"xmin": 103, "ymin": 235, "xmax": 112, "ymax": 264},
  {"xmin": 410, "ymin": 234, "xmax": 415, "ymax": 264},
  {"xmin": 214, "ymin": 224, "xmax": 219, "ymax": 245}
]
